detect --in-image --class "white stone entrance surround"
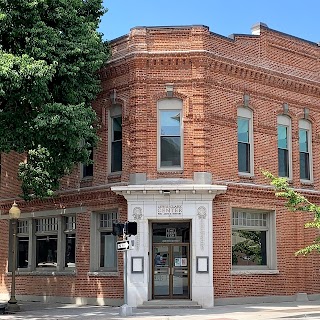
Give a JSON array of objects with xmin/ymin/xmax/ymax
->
[{"xmin": 111, "ymin": 180, "xmax": 227, "ymax": 308}]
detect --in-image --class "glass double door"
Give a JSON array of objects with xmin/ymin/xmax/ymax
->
[{"xmin": 152, "ymin": 244, "xmax": 189, "ymax": 299}]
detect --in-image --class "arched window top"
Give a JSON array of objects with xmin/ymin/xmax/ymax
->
[
  {"xmin": 110, "ymin": 104, "xmax": 122, "ymax": 118},
  {"xmin": 237, "ymin": 106, "xmax": 252, "ymax": 118},
  {"xmin": 299, "ymin": 119, "xmax": 311, "ymax": 130},
  {"xmin": 277, "ymin": 115, "xmax": 291, "ymax": 126},
  {"xmin": 158, "ymin": 98, "xmax": 183, "ymax": 110}
]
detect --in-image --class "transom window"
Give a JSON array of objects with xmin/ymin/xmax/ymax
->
[
  {"xmin": 237, "ymin": 107, "xmax": 253, "ymax": 175},
  {"xmin": 158, "ymin": 98, "xmax": 183, "ymax": 170},
  {"xmin": 232, "ymin": 209, "xmax": 276, "ymax": 270}
]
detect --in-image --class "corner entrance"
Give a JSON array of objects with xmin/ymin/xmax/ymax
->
[{"xmin": 152, "ymin": 222, "xmax": 190, "ymax": 299}]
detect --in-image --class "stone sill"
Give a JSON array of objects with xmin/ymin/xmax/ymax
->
[
  {"xmin": 6, "ymin": 271, "xmax": 76, "ymax": 276},
  {"xmin": 231, "ymin": 269, "xmax": 279, "ymax": 275},
  {"xmin": 87, "ymin": 271, "xmax": 119, "ymax": 277}
]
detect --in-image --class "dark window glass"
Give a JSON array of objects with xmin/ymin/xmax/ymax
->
[
  {"xmin": 300, "ymin": 152, "xmax": 310, "ymax": 180},
  {"xmin": 160, "ymin": 110, "xmax": 181, "ymax": 167},
  {"xmin": 100, "ymin": 232, "xmax": 117, "ymax": 271},
  {"xmin": 299, "ymin": 129, "xmax": 310, "ymax": 180},
  {"xmin": 152, "ymin": 222, "xmax": 190, "ymax": 243},
  {"xmin": 238, "ymin": 142, "xmax": 250, "ymax": 173},
  {"xmin": 237, "ymin": 117, "xmax": 250, "ymax": 173},
  {"xmin": 232, "ymin": 230, "xmax": 267, "ymax": 266},
  {"xmin": 82, "ymin": 147, "xmax": 93, "ymax": 178},
  {"xmin": 17, "ymin": 237, "xmax": 28, "ymax": 268},
  {"xmin": 65, "ymin": 234, "xmax": 76, "ymax": 268},
  {"xmin": 161, "ymin": 137, "xmax": 181, "ymax": 167},
  {"xmin": 36, "ymin": 235, "xmax": 57, "ymax": 268},
  {"xmin": 278, "ymin": 149, "xmax": 289, "ymax": 177},
  {"xmin": 111, "ymin": 116, "xmax": 122, "ymax": 172}
]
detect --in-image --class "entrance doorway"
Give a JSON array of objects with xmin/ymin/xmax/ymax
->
[{"xmin": 152, "ymin": 222, "xmax": 190, "ymax": 299}]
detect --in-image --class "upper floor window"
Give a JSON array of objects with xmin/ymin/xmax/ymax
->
[
  {"xmin": 299, "ymin": 119, "xmax": 312, "ymax": 181},
  {"xmin": 81, "ymin": 147, "xmax": 93, "ymax": 179},
  {"xmin": 109, "ymin": 105, "xmax": 122, "ymax": 173},
  {"xmin": 277, "ymin": 115, "xmax": 292, "ymax": 179},
  {"xmin": 237, "ymin": 107, "xmax": 253, "ymax": 175},
  {"xmin": 158, "ymin": 98, "xmax": 183, "ymax": 170}
]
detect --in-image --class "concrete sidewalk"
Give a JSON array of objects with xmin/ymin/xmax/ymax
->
[{"xmin": 1, "ymin": 300, "xmax": 320, "ymax": 320}]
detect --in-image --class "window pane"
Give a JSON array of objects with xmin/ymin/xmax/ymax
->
[
  {"xmin": 82, "ymin": 148, "xmax": 93, "ymax": 177},
  {"xmin": 100, "ymin": 232, "xmax": 117, "ymax": 270},
  {"xmin": 160, "ymin": 111, "xmax": 181, "ymax": 136},
  {"xmin": 238, "ymin": 142, "xmax": 250, "ymax": 172},
  {"xmin": 300, "ymin": 152, "xmax": 310, "ymax": 180},
  {"xmin": 277, "ymin": 125, "xmax": 288, "ymax": 149},
  {"xmin": 36, "ymin": 235, "xmax": 57, "ymax": 268},
  {"xmin": 65, "ymin": 234, "xmax": 76, "ymax": 268},
  {"xmin": 232, "ymin": 230, "xmax": 267, "ymax": 266},
  {"xmin": 278, "ymin": 148, "xmax": 289, "ymax": 177},
  {"xmin": 113, "ymin": 117, "xmax": 122, "ymax": 141},
  {"xmin": 237, "ymin": 118, "xmax": 249, "ymax": 143},
  {"xmin": 299, "ymin": 129, "xmax": 308, "ymax": 152},
  {"xmin": 161, "ymin": 136, "xmax": 181, "ymax": 167},
  {"xmin": 17, "ymin": 237, "xmax": 28, "ymax": 268},
  {"xmin": 111, "ymin": 140, "xmax": 122, "ymax": 172}
]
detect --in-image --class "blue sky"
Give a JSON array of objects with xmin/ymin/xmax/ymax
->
[{"xmin": 100, "ymin": 0, "xmax": 319, "ymax": 44}]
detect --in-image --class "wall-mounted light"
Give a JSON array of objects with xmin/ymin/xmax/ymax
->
[
  {"xmin": 283, "ymin": 103, "xmax": 289, "ymax": 114},
  {"xmin": 165, "ymin": 83, "xmax": 174, "ymax": 98},
  {"xmin": 163, "ymin": 190, "xmax": 171, "ymax": 196},
  {"xmin": 110, "ymin": 89, "xmax": 116, "ymax": 104}
]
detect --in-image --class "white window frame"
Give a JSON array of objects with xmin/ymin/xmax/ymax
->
[
  {"xmin": 299, "ymin": 119, "xmax": 313, "ymax": 183},
  {"xmin": 277, "ymin": 115, "xmax": 292, "ymax": 180},
  {"xmin": 90, "ymin": 210, "xmax": 118, "ymax": 274},
  {"xmin": 157, "ymin": 98, "xmax": 183, "ymax": 171},
  {"xmin": 108, "ymin": 104, "xmax": 122, "ymax": 174},
  {"xmin": 231, "ymin": 208, "xmax": 277, "ymax": 272},
  {"xmin": 9, "ymin": 215, "xmax": 76, "ymax": 273},
  {"xmin": 237, "ymin": 107, "xmax": 254, "ymax": 176}
]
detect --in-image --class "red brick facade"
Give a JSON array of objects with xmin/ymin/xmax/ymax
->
[{"xmin": 1, "ymin": 23, "xmax": 320, "ymax": 306}]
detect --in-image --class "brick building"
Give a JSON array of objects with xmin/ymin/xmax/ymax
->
[{"xmin": 1, "ymin": 22, "xmax": 320, "ymax": 307}]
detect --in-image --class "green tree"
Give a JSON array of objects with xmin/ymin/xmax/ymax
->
[
  {"xmin": 263, "ymin": 171, "xmax": 320, "ymax": 255},
  {"xmin": 0, "ymin": 0, "xmax": 109, "ymax": 199}
]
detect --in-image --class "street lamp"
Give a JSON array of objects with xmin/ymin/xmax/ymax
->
[{"xmin": 7, "ymin": 201, "xmax": 21, "ymax": 313}]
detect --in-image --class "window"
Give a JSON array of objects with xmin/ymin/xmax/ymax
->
[
  {"xmin": 299, "ymin": 119, "xmax": 312, "ymax": 181},
  {"xmin": 81, "ymin": 147, "xmax": 93, "ymax": 178},
  {"xmin": 109, "ymin": 105, "xmax": 122, "ymax": 173},
  {"xmin": 237, "ymin": 107, "xmax": 253, "ymax": 175},
  {"xmin": 158, "ymin": 98, "xmax": 183, "ymax": 170},
  {"xmin": 17, "ymin": 220, "xmax": 29, "ymax": 269},
  {"xmin": 277, "ymin": 115, "xmax": 292, "ymax": 179},
  {"xmin": 10, "ymin": 215, "xmax": 76, "ymax": 271},
  {"xmin": 232, "ymin": 209, "xmax": 276, "ymax": 270},
  {"xmin": 90, "ymin": 210, "xmax": 118, "ymax": 272}
]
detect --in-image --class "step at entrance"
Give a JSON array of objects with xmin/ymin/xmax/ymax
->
[{"xmin": 138, "ymin": 299, "xmax": 202, "ymax": 309}]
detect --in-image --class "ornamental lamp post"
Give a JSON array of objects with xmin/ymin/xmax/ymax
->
[{"xmin": 7, "ymin": 201, "xmax": 21, "ymax": 313}]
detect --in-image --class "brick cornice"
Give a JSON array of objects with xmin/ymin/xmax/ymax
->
[{"xmin": 102, "ymin": 51, "xmax": 320, "ymax": 98}]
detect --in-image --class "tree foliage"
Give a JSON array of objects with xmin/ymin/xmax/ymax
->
[
  {"xmin": 0, "ymin": 0, "xmax": 109, "ymax": 199},
  {"xmin": 263, "ymin": 171, "xmax": 320, "ymax": 255}
]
